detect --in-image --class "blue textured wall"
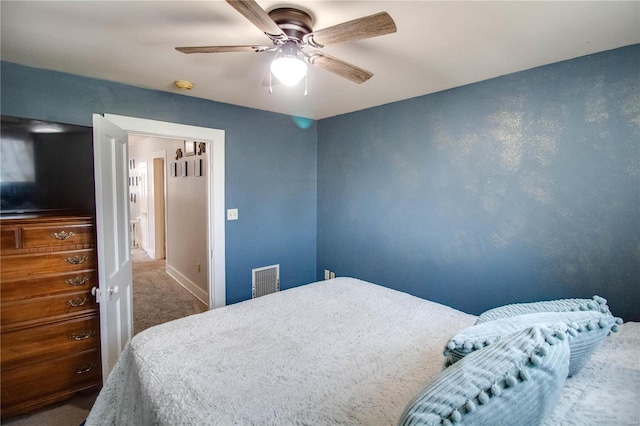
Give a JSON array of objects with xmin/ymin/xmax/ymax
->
[
  {"xmin": 4, "ymin": 45, "xmax": 639, "ymax": 320},
  {"xmin": 318, "ymin": 45, "xmax": 640, "ymax": 321},
  {"xmin": 0, "ymin": 61, "xmax": 317, "ymax": 304}
]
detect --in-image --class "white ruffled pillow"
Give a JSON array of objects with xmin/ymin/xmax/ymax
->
[
  {"xmin": 400, "ymin": 325, "xmax": 570, "ymax": 426},
  {"xmin": 444, "ymin": 311, "xmax": 621, "ymax": 376}
]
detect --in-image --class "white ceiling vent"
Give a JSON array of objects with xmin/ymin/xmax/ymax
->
[{"xmin": 252, "ymin": 264, "xmax": 280, "ymax": 298}]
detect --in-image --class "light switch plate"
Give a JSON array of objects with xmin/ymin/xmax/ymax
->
[{"xmin": 227, "ymin": 208, "xmax": 238, "ymax": 221}]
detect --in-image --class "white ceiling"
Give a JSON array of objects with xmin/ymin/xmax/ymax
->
[{"xmin": 1, "ymin": 1, "xmax": 638, "ymax": 120}]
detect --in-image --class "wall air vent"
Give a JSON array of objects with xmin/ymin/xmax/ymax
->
[{"xmin": 252, "ymin": 264, "xmax": 280, "ymax": 298}]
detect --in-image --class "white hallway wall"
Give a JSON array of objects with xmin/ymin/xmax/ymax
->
[{"xmin": 128, "ymin": 136, "xmax": 208, "ymax": 303}]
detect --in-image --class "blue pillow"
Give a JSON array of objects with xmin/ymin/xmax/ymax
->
[
  {"xmin": 399, "ymin": 326, "xmax": 570, "ymax": 426},
  {"xmin": 475, "ymin": 295, "xmax": 611, "ymax": 325},
  {"xmin": 444, "ymin": 311, "xmax": 621, "ymax": 376}
]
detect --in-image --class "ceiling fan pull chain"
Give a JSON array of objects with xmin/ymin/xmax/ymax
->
[{"xmin": 269, "ymin": 69, "xmax": 273, "ymax": 94}]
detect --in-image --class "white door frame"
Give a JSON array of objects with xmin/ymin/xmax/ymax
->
[
  {"xmin": 150, "ymin": 151, "xmax": 167, "ymax": 261},
  {"xmin": 137, "ymin": 161, "xmax": 149, "ymax": 250},
  {"xmin": 104, "ymin": 114, "xmax": 226, "ymax": 309}
]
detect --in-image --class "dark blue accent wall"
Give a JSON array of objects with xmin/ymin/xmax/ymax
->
[
  {"xmin": 318, "ymin": 45, "xmax": 640, "ymax": 321},
  {"xmin": 1, "ymin": 61, "xmax": 317, "ymax": 304}
]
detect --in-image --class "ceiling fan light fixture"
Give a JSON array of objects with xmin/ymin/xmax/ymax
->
[{"xmin": 270, "ymin": 43, "xmax": 307, "ymax": 86}]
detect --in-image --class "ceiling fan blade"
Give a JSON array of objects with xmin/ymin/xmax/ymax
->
[
  {"xmin": 305, "ymin": 12, "xmax": 396, "ymax": 47},
  {"xmin": 176, "ymin": 45, "xmax": 271, "ymax": 54},
  {"xmin": 225, "ymin": 0, "xmax": 284, "ymax": 37},
  {"xmin": 307, "ymin": 51, "xmax": 373, "ymax": 84}
]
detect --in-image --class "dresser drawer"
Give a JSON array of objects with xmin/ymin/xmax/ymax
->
[
  {"xmin": 1, "ymin": 226, "xmax": 20, "ymax": 250},
  {"xmin": 1, "ymin": 269, "xmax": 97, "ymax": 302},
  {"xmin": 1, "ymin": 315, "xmax": 100, "ymax": 370},
  {"xmin": 1, "ymin": 349, "xmax": 101, "ymax": 415},
  {"xmin": 1, "ymin": 290, "xmax": 97, "ymax": 328},
  {"xmin": 0, "ymin": 249, "xmax": 96, "ymax": 281},
  {"xmin": 21, "ymin": 222, "xmax": 95, "ymax": 249}
]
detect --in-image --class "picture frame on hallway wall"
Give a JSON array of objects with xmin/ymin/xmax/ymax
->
[
  {"xmin": 171, "ymin": 162, "xmax": 177, "ymax": 177},
  {"xmin": 184, "ymin": 140, "xmax": 196, "ymax": 156},
  {"xmin": 181, "ymin": 161, "xmax": 188, "ymax": 177},
  {"xmin": 195, "ymin": 159, "xmax": 202, "ymax": 177}
]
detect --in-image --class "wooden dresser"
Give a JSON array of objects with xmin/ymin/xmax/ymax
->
[{"xmin": 1, "ymin": 214, "xmax": 102, "ymax": 419}]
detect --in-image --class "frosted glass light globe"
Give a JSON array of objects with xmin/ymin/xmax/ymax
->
[{"xmin": 270, "ymin": 55, "xmax": 307, "ymax": 86}]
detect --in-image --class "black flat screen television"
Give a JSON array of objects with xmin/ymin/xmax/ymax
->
[{"xmin": 1, "ymin": 116, "xmax": 95, "ymax": 216}]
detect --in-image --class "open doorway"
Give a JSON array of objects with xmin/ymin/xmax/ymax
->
[
  {"xmin": 104, "ymin": 113, "xmax": 226, "ymax": 313},
  {"xmin": 128, "ymin": 135, "xmax": 208, "ymax": 334},
  {"xmin": 93, "ymin": 114, "xmax": 225, "ymax": 380}
]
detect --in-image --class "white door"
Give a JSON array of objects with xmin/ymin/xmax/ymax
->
[{"xmin": 92, "ymin": 114, "xmax": 133, "ymax": 381}]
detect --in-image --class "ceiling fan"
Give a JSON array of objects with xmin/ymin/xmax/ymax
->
[{"xmin": 176, "ymin": 0, "xmax": 397, "ymax": 88}]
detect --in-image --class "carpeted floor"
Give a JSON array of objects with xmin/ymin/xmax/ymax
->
[
  {"xmin": 1, "ymin": 390, "xmax": 98, "ymax": 426},
  {"xmin": 132, "ymin": 247, "xmax": 208, "ymax": 335},
  {"xmin": 3, "ymin": 248, "xmax": 208, "ymax": 425}
]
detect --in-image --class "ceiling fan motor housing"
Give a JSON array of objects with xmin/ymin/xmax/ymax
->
[
  {"xmin": 279, "ymin": 41, "xmax": 301, "ymax": 58},
  {"xmin": 268, "ymin": 8, "xmax": 313, "ymax": 42}
]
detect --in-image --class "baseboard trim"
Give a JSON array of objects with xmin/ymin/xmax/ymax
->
[{"xmin": 165, "ymin": 264, "xmax": 209, "ymax": 308}]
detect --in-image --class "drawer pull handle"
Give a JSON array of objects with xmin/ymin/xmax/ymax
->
[
  {"xmin": 51, "ymin": 231, "xmax": 76, "ymax": 240},
  {"xmin": 68, "ymin": 330, "xmax": 96, "ymax": 341},
  {"xmin": 67, "ymin": 297, "xmax": 88, "ymax": 307},
  {"xmin": 73, "ymin": 362, "xmax": 95, "ymax": 374},
  {"xmin": 65, "ymin": 255, "xmax": 88, "ymax": 265},
  {"xmin": 66, "ymin": 276, "xmax": 89, "ymax": 286}
]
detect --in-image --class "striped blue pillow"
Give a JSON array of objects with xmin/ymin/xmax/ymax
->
[
  {"xmin": 475, "ymin": 296, "xmax": 611, "ymax": 325},
  {"xmin": 399, "ymin": 326, "xmax": 570, "ymax": 426},
  {"xmin": 445, "ymin": 310, "xmax": 620, "ymax": 376}
]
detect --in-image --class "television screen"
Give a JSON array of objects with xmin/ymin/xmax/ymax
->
[{"xmin": 1, "ymin": 116, "xmax": 95, "ymax": 215}]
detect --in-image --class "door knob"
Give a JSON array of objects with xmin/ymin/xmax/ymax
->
[
  {"xmin": 109, "ymin": 286, "xmax": 119, "ymax": 295},
  {"xmin": 91, "ymin": 286, "xmax": 101, "ymax": 304}
]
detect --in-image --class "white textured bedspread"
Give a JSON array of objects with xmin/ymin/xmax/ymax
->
[
  {"xmin": 543, "ymin": 320, "xmax": 640, "ymax": 425},
  {"xmin": 86, "ymin": 278, "xmax": 640, "ymax": 425},
  {"xmin": 86, "ymin": 278, "xmax": 476, "ymax": 425}
]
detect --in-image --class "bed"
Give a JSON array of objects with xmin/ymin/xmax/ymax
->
[{"xmin": 86, "ymin": 278, "xmax": 639, "ymax": 425}]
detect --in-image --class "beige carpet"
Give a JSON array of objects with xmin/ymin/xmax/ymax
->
[
  {"xmin": 3, "ymin": 248, "xmax": 208, "ymax": 425},
  {"xmin": 1, "ymin": 390, "xmax": 98, "ymax": 426},
  {"xmin": 132, "ymin": 247, "xmax": 208, "ymax": 335}
]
